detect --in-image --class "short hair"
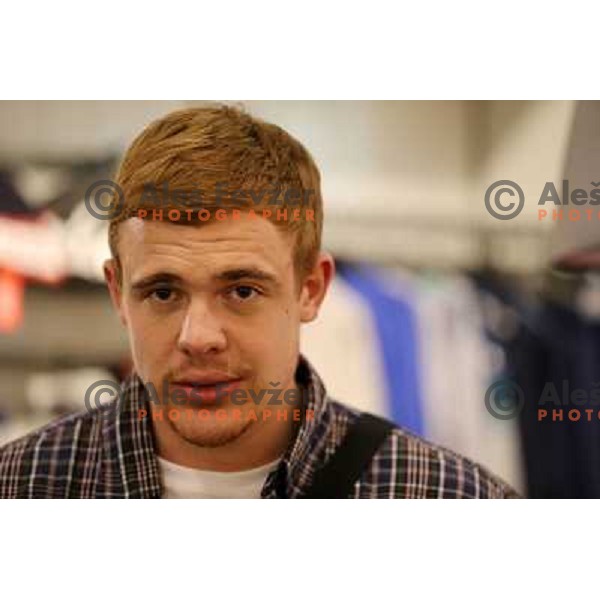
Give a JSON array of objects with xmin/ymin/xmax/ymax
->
[{"xmin": 108, "ymin": 104, "xmax": 323, "ymax": 287}]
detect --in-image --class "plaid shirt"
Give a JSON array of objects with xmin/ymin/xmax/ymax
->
[{"xmin": 0, "ymin": 355, "xmax": 519, "ymax": 498}]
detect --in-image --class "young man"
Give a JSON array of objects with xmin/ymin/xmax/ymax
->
[{"xmin": 0, "ymin": 105, "xmax": 518, "ymax": 498}]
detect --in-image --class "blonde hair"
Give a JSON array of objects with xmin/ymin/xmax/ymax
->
[{"xmin": 109, "ymin": 104, "xmax": 323, "ymax": 285}]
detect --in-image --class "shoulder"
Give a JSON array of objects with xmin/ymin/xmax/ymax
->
[
  {"xmin": 0, "ymin": 407, "xmax": 105, "ymax": 498},
  {"xmin": 328, "ymin": 400, "xmax": 520, "ymax": 499},
  {"xmin": 376, "ymin": 425, "xmax": 520, "ymax": 498}
]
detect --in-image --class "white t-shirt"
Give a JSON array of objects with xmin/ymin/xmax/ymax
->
[{"xmin": 157, "ymin": 455, "xmax": 281, "ymax": 499}]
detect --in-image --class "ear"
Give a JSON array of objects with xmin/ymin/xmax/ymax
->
[
  {"xmin": 103, "ymin": 258, "xmax": 127, "ymax": 327},
  {"xmin": 299, "ymin": 252, "xmax": 335, "ymax": 323}
]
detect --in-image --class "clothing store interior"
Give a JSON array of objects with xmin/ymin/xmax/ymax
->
[{"xmin": 1, "ymin": 99, "xmax": 599, "ymax": 499}]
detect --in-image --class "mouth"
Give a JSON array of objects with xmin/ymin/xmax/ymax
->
[{"xmin": 169, "ymin": 378, "xmax": 243, "ymax": 406}]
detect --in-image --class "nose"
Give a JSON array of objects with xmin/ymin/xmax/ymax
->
[{"xmin": 176, "ymin": 299, "xmax": 227, "ymax": 357}]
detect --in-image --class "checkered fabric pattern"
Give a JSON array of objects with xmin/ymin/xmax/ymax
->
[{"xmin": 0, "ymin": 355, "xmax": 519, "ymax": 498}]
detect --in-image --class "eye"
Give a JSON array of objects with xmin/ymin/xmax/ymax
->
[
  {"xmin": 228, "ymin": 285, "xmax": 262, "ymax": 302},
  {"xmin": 148, "ymin": 287, "xmax": 177, "ymax": 303}
]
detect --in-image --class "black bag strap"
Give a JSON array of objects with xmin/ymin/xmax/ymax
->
[{"xmin": 302, "ymin": 412, "xmax": 395, "ymax": 499}]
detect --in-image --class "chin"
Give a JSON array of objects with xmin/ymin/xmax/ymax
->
[{"xmin": 169, "ymin": 414, "xmax": 253, "ymax": 448}]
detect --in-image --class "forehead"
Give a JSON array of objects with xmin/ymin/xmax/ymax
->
[{"xmin": 117, "ymin": 216, "xmax": 294, "ymax": 282}]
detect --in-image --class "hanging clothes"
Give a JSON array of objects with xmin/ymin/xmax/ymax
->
[
  {"xmin": 336, "ymin": 261, "xmax": 424, "ymax": 436},
  {"xmin": 507, "ymin": 299, "xmax": 600, "ymax": 498}
]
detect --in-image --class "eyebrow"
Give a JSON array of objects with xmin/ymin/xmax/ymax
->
[
  {"xmin": 130, "ymin": 272, "xmax": 184, "ymax": 292},
  {"xmin": 215, "ymin": 268, "xmax": 279, "ymax": 285},
  {"xmin": 130, "ymin": 267, "xmax": 280, "ymax": 292}
]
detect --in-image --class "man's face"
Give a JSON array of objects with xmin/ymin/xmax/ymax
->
[{"xmin": 104, "ymin": 214, "xmax": 332, "ymax": 449}]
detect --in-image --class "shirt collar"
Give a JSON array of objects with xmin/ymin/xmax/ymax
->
[
  {"xmin": 100, "ymin": 354, "xmax": 333, "ymax": 499},
  {"xmin": 262, "ymin": 354, "xmax": 334, "ymax": 498}
]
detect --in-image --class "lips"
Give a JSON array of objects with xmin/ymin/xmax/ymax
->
[{"xmin": 169, "ymin": 377, "xmax": 243, "ymax": 406}]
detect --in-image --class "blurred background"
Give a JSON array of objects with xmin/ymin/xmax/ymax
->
[{"xmin": 1, "ymin": 100, "xmax": 600, "ymax": 497}]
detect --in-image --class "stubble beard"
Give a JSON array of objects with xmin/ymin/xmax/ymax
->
[{"xmin": 168, "ymin": 411, "xmax": 255, "ymax": 448}]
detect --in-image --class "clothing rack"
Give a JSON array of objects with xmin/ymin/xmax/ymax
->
[{"xmin": 324, "ymin": 212, "xmax": 552, "ymax": 274}]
